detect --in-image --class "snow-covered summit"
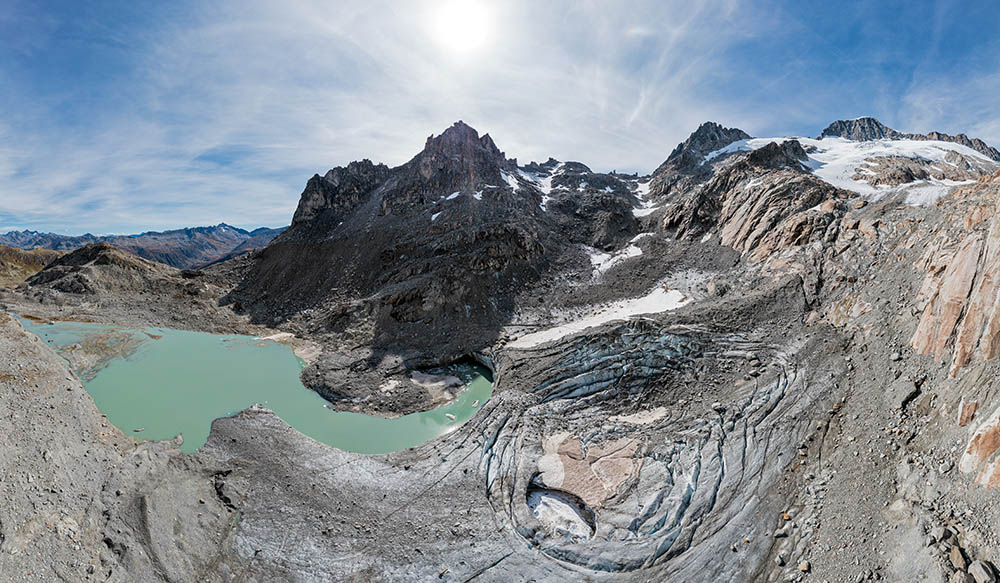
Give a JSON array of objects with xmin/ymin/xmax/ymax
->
[{"xmin": 702, "ymin": 134, "xmax": 999, "ymax": 204}]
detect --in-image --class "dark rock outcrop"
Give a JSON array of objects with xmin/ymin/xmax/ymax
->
[
  {"xmin": 917, "ymin": 130, "xmax": 1000, "ymax": 161},
  {"xmin": 648, "ymin": 122, "xmax": 751, "ymax": 198},
  {"xmin": 820, "ymin": 117, "xmax": 905, "ymax": 141},
  {"xmin": 226, "ymin": 121, "xmax": 655, "ymax": 412},
  {"xmin": 659, "ymin": 121, "xmax": 752, "ymax": 169}
]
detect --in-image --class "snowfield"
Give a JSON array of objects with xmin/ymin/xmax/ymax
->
[
  {"xmin": 704, "ymin": 136, "xmax": 995, "ymax": 204},
  {"xmin": 507, "ymin": 285, "xmax": 690, "ymax": 349}
]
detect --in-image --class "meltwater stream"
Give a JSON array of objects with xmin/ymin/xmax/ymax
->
[{"xmin": 18, "ymin": 318, "xmax": 492, "ymax": 454}]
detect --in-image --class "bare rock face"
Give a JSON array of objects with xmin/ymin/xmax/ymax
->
[
  {"xmin": 226, "ymin": 121, "xmax": 647, "ymax": 413},
  {"xmin": 663, "ymin": 140, "xmax": 848, "ymax": 260},
  {"xmin": 852, "ymin": 152, "xmax": 998, "ymax": 187},
  {"xmin": 0, "ymin": 244, "xmax": 61, "ymax": 286},
  {"xmin": 19, "ymin": 242, "xmax": 249, "ymax": 331},
  {"xmin": 820, "ymin": 117, "xmax": 905, "ymax": 141},
  {"xmin": 911, "ymin": 172, "xmax": 1000, "ymax": 372},
  {"xmin": 289, "ymin": 160, "xmax": 391, "ymax": 227},
  {"xmin": 26, "ymin": 243, "xmax": 176, "ymax": 295},
  {"xmin": 648, "ymin": 121, "xmax": 751, "ymax": 197},
  {"xmin": 661, "ymin": 121, "xmax": 753, "ymax": 168},
  {"xmin": 921, "ymin": 131, "xmax": 1000, "ymax": 162}
]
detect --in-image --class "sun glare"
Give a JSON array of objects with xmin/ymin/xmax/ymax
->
[{"xmin": 428, "ymin": 0, "xmax": 491, "ymax": 55}]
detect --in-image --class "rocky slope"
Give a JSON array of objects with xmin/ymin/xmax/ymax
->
[
  {"xmin": 6, "ymin": 118, "xmax": 1000, "ymax": 582},
  {"xmin": 0, "ymin": 245, "xmax": 61, "ymax": 287},
  {"xmin": 225, "ymin": 121, "xmax": 647, "ymax": 413},
  {"xmin": 0, "ymin": 224, "xmax": 285, "ymax": 269},
  {"xmin": 11, "ymin": 243, "xmax": 253, "ymax": 332}
]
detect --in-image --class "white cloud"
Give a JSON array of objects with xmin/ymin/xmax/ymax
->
[
  {"xmin": 899, "ymin": 69, "xmax": 1000, "ymax": 145},
  {"xmin": 6, "ymin": 0, "xmax": 994, "ymax": 235}
]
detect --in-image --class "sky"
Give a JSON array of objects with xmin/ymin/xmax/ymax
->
[{"xmin": 1, "ymin": 0, "xmax": 999, "ymax": 235}]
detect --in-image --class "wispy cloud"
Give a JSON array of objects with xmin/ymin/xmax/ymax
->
[
  {"xmin": 1, "ymin": 0, "xmax": 998, "ymax": 234},
  {"xmin": 899, "ymin": 70, "xmax": 1000, "ymax": 144}
]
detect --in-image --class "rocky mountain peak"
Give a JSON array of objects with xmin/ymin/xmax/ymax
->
[
  {"xmin": 745, "ymin": 139, "xmax": 809, "ymax": 170},
  {"xmin": 820, "ymin": 117, "xmax": 1000, "ymax": 160},
  {"xmin": 820, "ymin": 117, "xmax": 904, "ymax": 141},
  {"xmin": 389, "ymin": 122, "xmax": 513, "ymax": 208},
  {"xmin": 922, "ymin": 131, "xmax": 1000, "ymax": 161},
  {"xmin": 665, "ymin": 121, "xmax": 752, "ymax": 165},
  {"xmin": 418, "ymin": 121, "xmax": 506, "ymax": 166}
]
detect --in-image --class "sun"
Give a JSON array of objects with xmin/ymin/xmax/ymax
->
[{"xmin": 428, "ymin": 0, "xmax": 491, "ymax": 55}]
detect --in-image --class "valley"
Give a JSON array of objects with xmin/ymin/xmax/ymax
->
[{"xmin": 4, "ymin": 117, "xmax": 1000, "ymax": 582}]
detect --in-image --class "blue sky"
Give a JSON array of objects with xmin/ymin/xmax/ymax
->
[{"xmin": 1, "ymin": 0, "xmax": 999, "ymax": 234}]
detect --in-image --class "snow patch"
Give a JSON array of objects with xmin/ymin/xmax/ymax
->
[
  {"xmin": 445, "ymin": 191, "xmax": 461, "ymax": 200},
  {"xmin": 631, "ymin": 179, "xmax": 658, "ymax": 216},
  {"xmin": 431, "ymin": 212, "xmax": 442, "ymax": 221},
  {"xmin": 903, "ymin": 180, "xmax": 976, "ymax": 206},
  {"xmin": 501, "ymin": 170, "xmax": 521, "ymax": 192},
  {"xmin": 632, "ymin": 206, "xmax": 660, "ymax": 217},
  {"xmin": 507, "ymin": 285, "xmax": 690, "ymax": 349},
  {"xmin": 585, "ymin": 244, "xmax": 643, "ymax": 278},
  {"xmin": 473, "ymin": 190, "xmax": 483, "ymax": 201},
  {"xmin": 519, "ymin": 162, "xmax": 565, "ymax": 211}
]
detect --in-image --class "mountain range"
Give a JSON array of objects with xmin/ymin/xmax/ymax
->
[
  {"xmin": 0, "ymin": 223, "xmax": 285, "ymax": 269},
  {"xmin": 5, "ymin": 115, "xmax": 1000, "ymax": 582}
]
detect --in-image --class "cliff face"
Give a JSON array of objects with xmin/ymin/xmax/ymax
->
[
  {"xmin": 911, "ymin": 171, "xmax": 1000, "ymax": 372},
  {"xmin": 225, "ymin": 121, "xmax": 653, "ymax": 412}
]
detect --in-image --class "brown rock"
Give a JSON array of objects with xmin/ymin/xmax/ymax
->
[
  {"xmin": 537, "ymin": 434, "xmax": 643, "ymax": 508},
  {"xmin": 951, "ymin": 545, "xmax": 969, "ymax": 571},
  {"xmin": 959, "ymin": 399, "xmax": 979, "ymax": 427},
  {"xmin": 961, "ymin": 406, "xmax": 1000, "ymax": 485},
  {"xmin": 911, "ymin": 234, "xmax": 983, "ymax": 363}
]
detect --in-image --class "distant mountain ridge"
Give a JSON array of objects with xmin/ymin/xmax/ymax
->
[
  {"xmin": 0, "ymin": 223, "xmax": 286, "ymax": 269},
  {"xmin": 819, "ymin": 116, "xmax": 1000, "ymax": 160}
]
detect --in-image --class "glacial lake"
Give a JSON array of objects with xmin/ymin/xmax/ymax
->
[{"xmin": 18, "ymin": 318, "xmax": 492, "ymax": 454}]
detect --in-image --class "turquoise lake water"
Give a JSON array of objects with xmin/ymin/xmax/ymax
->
[{"xmin": 18, "ymin": 318, "xmax": 492, "ymax": 454}]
